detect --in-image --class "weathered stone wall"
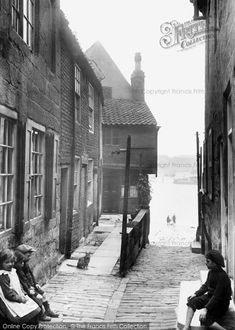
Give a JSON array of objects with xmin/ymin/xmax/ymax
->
[
  {"xmin": 0, "ymin": 0, "xmax": 61, "ymax": 283},
  {"xmin": 204, "ymin": 0, "xmax": 235, "ymax": 273}
]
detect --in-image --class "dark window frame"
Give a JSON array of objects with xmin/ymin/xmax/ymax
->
[{"xmin": 11, "ymin": 0, "xmax": 35, "ymax": 49}]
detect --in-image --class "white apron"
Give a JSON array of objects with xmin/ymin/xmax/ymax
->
[{"xmin": 0, "ymin": 268, "xmax": 39, "ymax": 318}]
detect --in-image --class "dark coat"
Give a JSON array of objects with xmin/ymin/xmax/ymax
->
[{"xmin": 194, "ymin": 267, "xmax": 231, "ymax": 311}]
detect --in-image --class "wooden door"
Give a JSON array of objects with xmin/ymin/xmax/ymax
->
[
  {"xmin": 59, "ymin": 167, "xmax": 69, "ymax": 254},
  {"xmin": 80, "ymin": 165, "xmax": 87, "ymax": 236},
  {"xmin": 102, "ymin": 173, "xmax": 120, "ymax": 213}
]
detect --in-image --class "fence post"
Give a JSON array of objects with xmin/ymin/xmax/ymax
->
[
  {"xmin": 119, "ymin": 136, "xmax": 131, "ymax": 277},
  {"xmin": 143, "ymin": 208, "xmax": 150, "ymax": 247}
]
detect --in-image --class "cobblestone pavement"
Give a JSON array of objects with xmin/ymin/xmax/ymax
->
[
  {"xmin": 113, "ymin": 245, "xmax": 206, "ymax": 330},
  {"xmin": 42, "ymin": 217, "xmax": 206, "ymax": 330}
]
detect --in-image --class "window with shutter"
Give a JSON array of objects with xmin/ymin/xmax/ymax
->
[
  {"xmin": 87, "ymin": 159, "xmax": 93, "ymax": 206},
  {"xmin": 75, "ymin": 65, "xmax": 81, "ymax": 123},
  {"xmin": 73, "ymin": 157, "xmax": 80, "ymax": 211},
  {"xmin": 25, "ymin": 120, "xmax": 45, "ymax": 221},
  {"xmin": 88, "ymin": 83, "xmax": 94, "ymax": 133},
  {"xmin": 0, "ymin": 115, "xmax": 16, "ymax": 231},
  {"xmin": 45, "ymin": 133, "xmax": 54, "ymax": 220},
  {"xmin": 53, "ymin": 135, "xmax": 59, "ymax": 214}
]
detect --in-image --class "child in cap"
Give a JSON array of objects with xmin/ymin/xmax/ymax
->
[
  {"xmin": 183, "ymin": 250, "xmax": 231, "ymax": 330},
  {"xmin": 0, "ymin": 249, "xmax": 40, "ymax": 326},
  {"xmin": 14, "ymin": 250, "xmax": 51, "ymax": 321},
  {"xmin": 16, "ymin": 244, "xmax": 59, "ymax": 319}
]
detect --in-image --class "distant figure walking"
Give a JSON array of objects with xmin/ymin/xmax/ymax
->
[
  {"xmin": 166, "ymin": 216, "xmax": 171, "ymax": 225},
  {"xmin": 166, "ymin": 215, "xmax": 176, "ymax": 226}
]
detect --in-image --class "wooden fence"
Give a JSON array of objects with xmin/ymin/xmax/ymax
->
[{"xmin": 119, "ymin": 208, "xmax": 150, "ymax": 276}]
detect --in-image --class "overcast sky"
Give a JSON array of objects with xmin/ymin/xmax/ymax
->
[{"xmin": 60, "ymin": 0, "xmax": 205, "ymax": 157}]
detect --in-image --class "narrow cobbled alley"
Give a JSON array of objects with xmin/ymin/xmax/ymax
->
[{"xmin": 43, "ymin": 215, "xmax": 206, "ymax": 330}]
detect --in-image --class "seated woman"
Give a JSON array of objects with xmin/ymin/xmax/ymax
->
[
  {"xmin": 0, "ymin": 249, "xmax": 40, "ymax": 327},
  {"xmin": 183, "ymin": 250, "xmax": 232, "ymax": 330}
]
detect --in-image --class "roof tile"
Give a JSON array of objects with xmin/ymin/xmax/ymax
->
[{"xmin": 103, "ymin": 99, "xmax": 157, "ymax": 125}]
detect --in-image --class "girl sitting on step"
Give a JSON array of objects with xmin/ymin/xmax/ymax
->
[
  {"xmin": 0, "ymin": 249, "xmax": 41, "ymax": 328},
  {"xmin": 183, "ymin": 250, "xmax": 231, "ymax": 330}
]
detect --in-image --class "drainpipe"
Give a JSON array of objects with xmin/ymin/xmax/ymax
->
[
  {"xmin": 65, "ymin": 70, "xmax": 76, "ymax": 259},
  {"xmin": 196, "ymin": 132, "xmax": 201, "ymax": 242},
  {"xmin": 65, "ymin": 132, "xmax": 75, "ymax": 259}
]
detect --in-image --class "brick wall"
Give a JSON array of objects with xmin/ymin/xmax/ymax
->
[{"xmin": 60, "ymin": 35, "xmax": 102, "ymax": 250}]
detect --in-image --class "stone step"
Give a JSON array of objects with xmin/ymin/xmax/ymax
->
[
  {"xmin": 176, "ymin": 280, "xmax": 206, "ymax": 330},
  {"xmin": 190, "ymin": 240, "xmax": 201, "ymax": 254},
  {"xmin": 177, "ymin": 271, "xmax": 235, "ymax": 330}
]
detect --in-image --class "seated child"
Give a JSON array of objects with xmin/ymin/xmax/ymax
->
[
  {"xmin": 0, "ymin": 249, "xmax": 40, "ymax": 326},
  {"xmin": 16, "ymin": 244, "xmax": 59, "ymax": 318},
  {"xmin": 183, "ymin": 250, "xmax": 232, "ymax": 330},
  {"xmin": 14, "ymin": 250, "xmax": 51, "ymax": 322}
]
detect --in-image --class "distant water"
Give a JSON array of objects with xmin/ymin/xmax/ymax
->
[{"xmin": 149, "ymin": 175, "xmax": 198, "ymax": 246}]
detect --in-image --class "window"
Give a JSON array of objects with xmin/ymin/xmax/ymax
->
[
  {"xmin": 103, "ymin": 129, "xmax": 111, "ymax": 145},
  {"xmin": 12, "ymin": 0, "xmax": 34, "ymax": 48},
  {"xmin": 112, "ymin": 130, "xmax": 119, "ymax": 145},
  {"xmin": 87, "ymin": 159, "xmax": 93, "ymax": 206},
  {"xmin": 88, "ymin": 83, "xmax": 94, "ymax": 132},
  {"xmin": 73, "ymin": 157, "xmax": 80, "ymax": 211},
  {"xmin": 44, "ymin": 132, "xmax": 59, "ymax": 220},
  {"xmin": 121, "ymin": 185, "xmax": 138, "ymax": 198},
  {"xmin": 0, "ymin": 116, "xmax": 16, "ymax": 232},
  {"xmin": 103, "ymin": 129, "xmax": 119, "ymax": 145},
  {"xmin": 12, "ymin": 0, "xmax": 20, "ymax": 34},
  {"xmin": 75, "ymin": 65, "xmax": 81, "ymax": 123},
  {"xmin": 25, "ymin": 120, "xmax": 45, "ymax": 220},
  {"xmin": 214, "ymin": 0, "xmax": 219, "ymax": 52},
  {"xmin": 50, "ymin": 0, "xmax": 56, "ymax": 72}
]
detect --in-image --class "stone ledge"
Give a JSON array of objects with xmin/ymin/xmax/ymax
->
[
  {"xmin": 177, "ymin": 280, "xmax": 206, "ymax": 330},
  {"xmin": 190, "ymin": 240, "xmax": 201, "ymax": 254},
  {"xmin": 177, "ymin": 274, "xmax": 235, "ymax": 330}
]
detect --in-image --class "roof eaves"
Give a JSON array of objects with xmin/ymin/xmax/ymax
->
[{"xmin": 60, "ymin": 11, "xmax": 103, "ymax": 101}]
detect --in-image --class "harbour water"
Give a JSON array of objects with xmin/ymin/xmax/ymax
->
[{"xmin": 149, "ymin": 175, "xmax": 198, "ymax": 246}]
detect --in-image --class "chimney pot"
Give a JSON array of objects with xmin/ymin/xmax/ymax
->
[{"xmin": 131, "ymin": 52, "xmax": 145, "ymax": 102}]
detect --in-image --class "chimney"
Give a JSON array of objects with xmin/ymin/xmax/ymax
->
[{"xmin": 131, "ymin": 52, "xmax": 145, "ymax": 102}]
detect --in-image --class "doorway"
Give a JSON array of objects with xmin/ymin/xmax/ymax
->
[
  {"xmin": 220, "ymin": 141, "xmax": 228, "ymax": 266},
  {"xmin": 59, "ymin": 167, "xmax": 69, "ymax": 254},
  {"xmin": 80, "ymin": 165, "xmax": 87, "ymax": 237}
]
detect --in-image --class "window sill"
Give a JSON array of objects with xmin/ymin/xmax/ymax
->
[
  {"xmin": 87, "ymin": 202, "xmax": 93, "ymax": 208},
  {"xmin": 10, "ymin": 30, "xmax": 32, "ymax": 57},
  {"xmin": 0, "ymin": 228, "xmax": 12, "ymax": 238},
  {"xmin": 25, "ymin": 215, "xmax": 43, "ymax": 226}
]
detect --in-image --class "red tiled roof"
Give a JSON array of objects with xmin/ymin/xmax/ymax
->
[{"xmin": 103, "ymin": 99, "xmax": 157, "ymax": 125}]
